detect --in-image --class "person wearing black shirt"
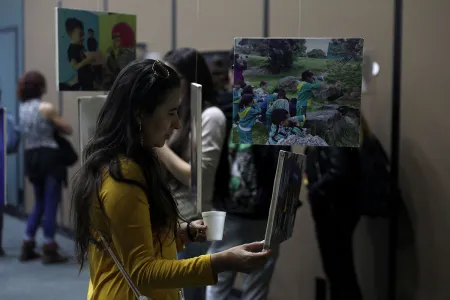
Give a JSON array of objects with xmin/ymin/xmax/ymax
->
[
  {"xmin": 86, "ymin": 28, "xmax": 103, "ymax": 83},
  {"xmin": 87, "ymin": 28, "xmax": 98, "ymax": 51},
  {"xmin": 65, "ymin": 18, "xmax": 95, "ymax": 91}
]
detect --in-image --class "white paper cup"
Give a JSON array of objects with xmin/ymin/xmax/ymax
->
[{"xmin": 201, "ymin": 211, "xmax": 226, "ymax": 241}]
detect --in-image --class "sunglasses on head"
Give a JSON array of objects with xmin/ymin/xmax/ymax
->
[{"xmin": 151, "ymin": 60, "xmax": 170, "ymax": 79}]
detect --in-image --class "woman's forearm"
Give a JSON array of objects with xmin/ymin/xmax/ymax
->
[{"xmin": 52, "ymin": 116, "xmax": 73, "ymax": 135}]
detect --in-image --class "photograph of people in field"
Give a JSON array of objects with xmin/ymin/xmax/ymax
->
[{"xmin": 232, "ymin": 38, "xmax": 364, "ymax": 147}]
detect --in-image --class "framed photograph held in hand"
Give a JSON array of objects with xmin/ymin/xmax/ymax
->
[{"xmin": 264, "ymin": 150, "xmax": 305, "ymax": 250}]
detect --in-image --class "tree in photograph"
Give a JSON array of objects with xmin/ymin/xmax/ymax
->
[
  {"xmin": 329, "ymin": 38, "xmax": 364, "ymax": 62},
  {"xmin": 307, "ymin": 49, "xmax": 327, "ymax": 59},
  {"xmin": 266, "ymin": 39, "xmax": 307, "ymax": 74},
  {"xmin": 236, "ymin": 39, "xmax": 308, "ymax": 74},
  {"xmin": 326, "ymin": 61, "xmax": 362, "ymax": 91}
]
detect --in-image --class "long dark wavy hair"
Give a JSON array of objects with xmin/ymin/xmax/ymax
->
[
  {"xmin": 163, "ymin": 48, "xmax": 217, "ymax": 158},
  {"xmin": 71, "ymin": 59, "xmax": 183, "ymax": 272}
]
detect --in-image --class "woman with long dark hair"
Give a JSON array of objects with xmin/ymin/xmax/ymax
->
[
  {"xmin": 155, "ymin": 48, "xmax": 227, "ymax": 300},
  {"xmin": 18, "ymin": 70, "xmax": 73, "ymax": 263},
  {"xmin": 71, "ymin": 59, "xmax": 271, "ymax": 300}
]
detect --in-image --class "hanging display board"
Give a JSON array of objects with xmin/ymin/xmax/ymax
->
[
  {"xmin": 55, "ymin": 7, "xmax": 136, "ymax": 92},
  {"xmin": 231, "ymin": 37, "xmax": 364, "ymax": 148}
]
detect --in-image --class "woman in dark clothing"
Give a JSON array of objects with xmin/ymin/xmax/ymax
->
[
  {"xmin": 18, "ymin": 71, "xmax": 74, "ymax": 264},
  {"xmin": 305, "ymin": 146, "xmax": 362, "ymax": 300},
  {"xmin": 305, "ymin": 146, "xmax": 363, "ymax": 300},
  {"xmin": 305, "ymin": 119, "xmax": 371, "ymax": 300}
]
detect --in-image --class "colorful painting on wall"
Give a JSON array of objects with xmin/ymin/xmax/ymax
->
[{"xmin": 56, "ymin": 8, "xmax": 136, "ymax": 92}]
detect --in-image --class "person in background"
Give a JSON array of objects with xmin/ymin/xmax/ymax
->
[
  {"xmin": 71, "ymin": 59, "xmax": 272, "ymax": 300},
  {"xmin": 237, "ymin": 94, "xmax": 261, "ymax": 144},
  {"xmin": 241, "ymin": 85, "xmax": 254, "ymax": 98},
  {"xmin": 209, "ymin": 52, "xmax": 290, "ymax": 300},
  {"xmin": 297, "ymin": 69, "xmax": 325, "ymax": 116},
  {"xmin": 65, "ymin": 17, "xmax": 96, "ymax": 91},
  {"xmin": 304, "ymin": 117, "xmax": 367, "ymax": 300},
  {"xmin": 267, "ymin": 108, "xmax": 304, "ymax": 145},
  {"xmin": 18, "ymin": 70, "xmax": 73, "ymax": 264},
  {"xmin": 86, "ymin": 28, "xmax": 103, "ymax": 84},
  {"xmin": 103, "ymin": 33, "xmax": 123, "ymax": 88},
  {"xmin": 232, "ymin": 81, "xmax": 244, "ymax": 125},
  {"xmin": 215, "ymin": 53, "xmax": 234, "ymax": 124},
  {"xmin": 254, "ymin": 81, "xmax": 268, "ymax": 98},
  {"xmin": 266, "ymin": 88, "xmax": 290, "ymax": 134},
  {"xmin": 156, "ymin": 48, "xmax": 227, "ymax": 300},
  {"xmin": 87, "ymin": 28, "xmax": 98, "ymax": 51},
  {"xmin": 136, "ymin": 42, "xmax": 148, "ymax": 60},
  {"xmin": 264, "ymin": 88, "xmax": 278, "ymax": 132}
]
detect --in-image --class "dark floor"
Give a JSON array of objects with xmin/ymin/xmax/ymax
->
[{"xmin": 0, "ymin": 214, "xmax": 241, "ymax": 300}]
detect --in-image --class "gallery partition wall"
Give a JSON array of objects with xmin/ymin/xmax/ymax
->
[{"xmin": 0, "ymin": 0, "xmax": 25, "ymax": 211}]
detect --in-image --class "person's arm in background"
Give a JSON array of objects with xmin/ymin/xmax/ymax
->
[
  {"xmin": 39, "ymin": 102, "xmax": 73, "ymax": 135},
  {"xmin": 70, "ymin": 57, "xmax": 93, "ymax": 71},
  {"xmin": 155, "ymin": 143, "xmax": 190, "ymax": 186},
  {"xmin": 308, "ymin": 148, "xmax": 351, "ymax": 202},
  {"xmin": 305, "ymin": 82, "xmax": 321, "ymax": 90},
  {"xmin": 156, "ymin": 107, "xmax": 227, "ymax": 202},
  {"xmin": 200, "ymin": 107, "xmax": 227, "ymax": 212},
  {"xmin": 249, "ymin": 103, "xmax": 262, "ymax": 116},
  {"xmin": 288, "ymin": 114, "xmax": 306, "ymax": 125}
]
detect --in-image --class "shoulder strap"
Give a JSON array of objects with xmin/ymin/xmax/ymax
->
[{"xmin": 97, "ymin": 232, "xmax": 150, "ymax": 300}]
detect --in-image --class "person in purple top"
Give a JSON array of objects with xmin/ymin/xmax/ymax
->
[{"xmin": 233, "ymin": 54, "xmax": 247, "ymax": 86}]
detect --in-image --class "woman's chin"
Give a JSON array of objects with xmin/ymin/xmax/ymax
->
[
  {"xmin": 153, "ymin": 142, "xmax": 165, "ymax": 148},
  {"xmin": 153, "ymin": 139, "xmax": 167, "ymax": 148}
]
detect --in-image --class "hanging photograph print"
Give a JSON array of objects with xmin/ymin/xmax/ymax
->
[
  {"xmin": 231, "ymin": 37, "xmax": 364, "ymax": 147},
  {"xmin": 55, "ymin": 8, "xmax": 136, "ymax": 92}
]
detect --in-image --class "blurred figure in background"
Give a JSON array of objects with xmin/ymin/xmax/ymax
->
[
  {"xmin": 304, "ymin": 130, "xmax": 365, "ymax": 300},
  {"xmin": 18, "ymin": 71, "xmax": 73, "ymax": 264},
  {"xmin": 207, "ymin": 50, "xmax": 290, "ymax": 300},
  {"xmin": 136, "ymin": 42, "xmax": 148, "ymax": 60},
  {"xmin": 156, "ymin": 48, "xmax": 227, "ymax": 300},
  {"xmin": 136, "ymin": 42, "xmax": 162, "ymax": 61}
]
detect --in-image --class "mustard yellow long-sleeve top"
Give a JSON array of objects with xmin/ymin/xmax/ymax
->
[{"xmin": 87, "ymin": 159, "xmax": 217, "ymax": 300}]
